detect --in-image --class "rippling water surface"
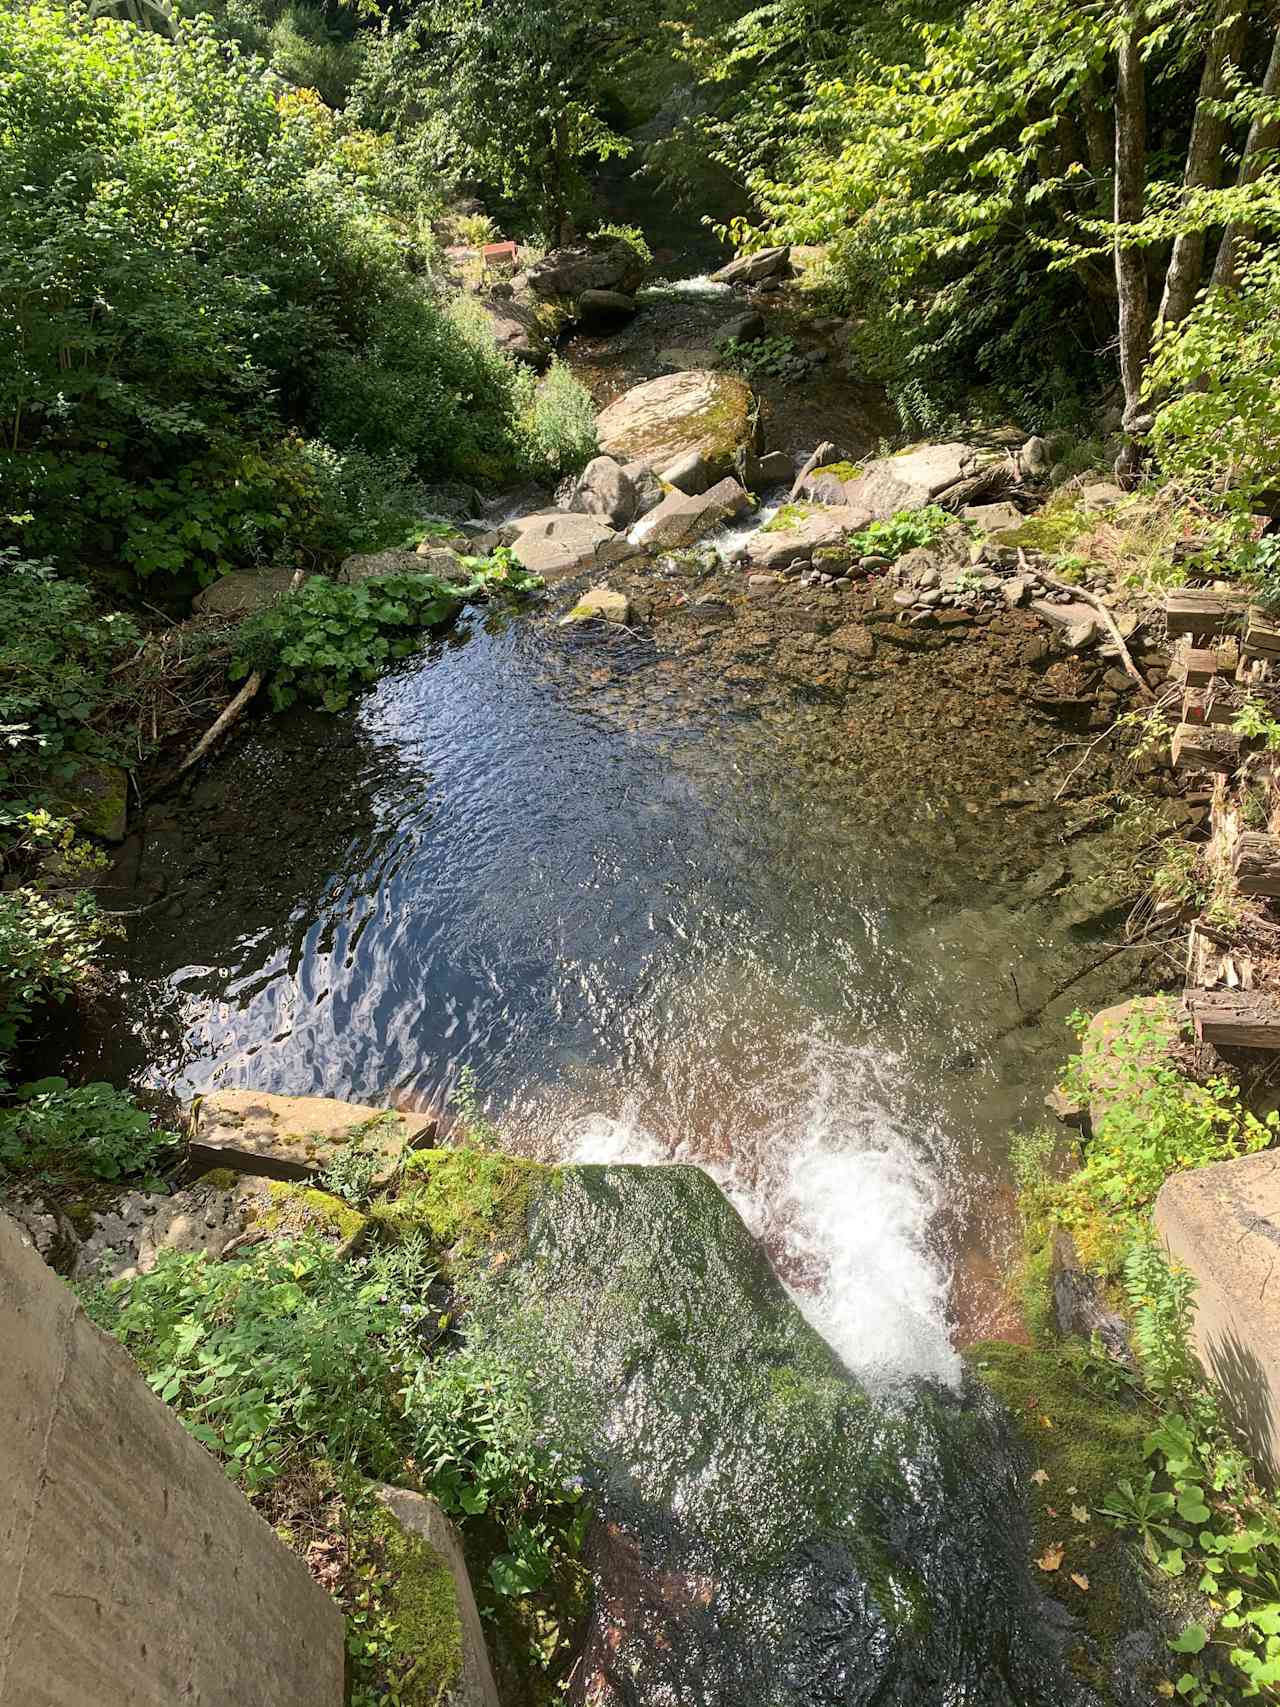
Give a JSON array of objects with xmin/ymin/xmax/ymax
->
[{"xmin": 95, "ymin": 608, "xmax": 1122, "ymax": 1386}]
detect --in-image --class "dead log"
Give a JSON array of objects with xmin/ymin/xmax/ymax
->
[
  {"xmin": 789, "ymin": 441, "xmax": 837, "ymax": 502},
  {"xmin": 1171, "ymin": 723, "xmax": 1242, "ymax": 772},
  {"xmin": 1023, "ymin": 553, "xmax": 1152, "ymax": 700},
  {"xmin": 1164, "ymin": 588, "xmax": 1247, "ymax": 638},
  {"xmin": 1189, "ymin": 989, "xmax": 1280, "ymax": 1049},
  {"xmin": 1233, "ymin": 832, "xmax": 1280, "ymax": 897}
]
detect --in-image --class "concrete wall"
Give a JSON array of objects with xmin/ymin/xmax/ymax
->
[
  {"xmin": 0, "ymin": 1211, "xmax": 344, "ymax": 1707},
  {"xmin": 1155, "ymin": 1152, "xmax": 1280, "ymax": 1480}
]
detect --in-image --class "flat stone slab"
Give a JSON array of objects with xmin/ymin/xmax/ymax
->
[
  {"xmin": 503, "ymin": 512, "xmax": 641, "ymax": 581},
  {"xmin": 374, "ymin": 1487, "xmax": 501, "ymax": 1707},
  {"xmin": 190, "ymin": 1089, "xmax": 433, "ymax": 1183},
  {"xmin": 740, "ymin": 505, "xmax": 871, "ymax": 572},
  {"xmin": 72, "ymin": 1173, "xmax": 367, "ymax": 1282},
  {"xmin": 633, "ymin": 477, "xmax": 752, "ymax": 550},
  {"xmin": 1156, "ymin": 1152, "xmax": 1280, "ymax": 1477},
  {"xmin": 835, "ymin": 442, "xmax": 976, "ymax": 520}
]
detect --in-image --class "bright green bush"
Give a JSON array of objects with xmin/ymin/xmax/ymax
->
[
  {"xmin": 516, "ymin": 361, "xmax": 599, "ymax": 481},
  {"xmin": 0, "ymin": 883, "xmax": 107, "ymax": 1074},
  {"xmin": 0, "ymin": 1077, "xmax": 176, "ymax": 1182},
  {"xmin": 0, "ymin": 8, "xmax": 529, "ymax": 580}
]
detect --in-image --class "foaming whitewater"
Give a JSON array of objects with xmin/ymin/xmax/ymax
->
[
  {"xmin": 564, "ymin": 1040, "xmax": 962, "ymax": 1394},
  {"xmin": 636, "ymin": 273, "xmax": 733, "ymax": 300}
]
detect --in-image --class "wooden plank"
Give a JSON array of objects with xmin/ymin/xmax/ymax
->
[
  {"xmin": 1190, "ymin": 989, "xmax": 1280, "ymax": 1049},
  {"xmin": 1171, "ymin": 723, "xmax": 1241, "ymax": 772},
  {"xmin": 1182, "ymin": 687, "xmax": 1207, "ymax": 724},
  {"xmin": 1177, "ymin": 644, "xmax": 1219, "ymax": 687},
  {"xmin": 1206, "ymin": 689, "xmax": 1240, "ymax": 726},
  {"xmin": 1244, "ymin": 608, "xmax": 1280, "ymax": 660},
  {"xmin": 1233, "ymin": 832, "xmax": 1280, "ymax": 897},
  {"xmin": 1164, "ymin": 589, "xmax": 1247, "ymax": 637}
]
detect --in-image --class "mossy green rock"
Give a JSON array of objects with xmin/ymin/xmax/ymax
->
[
  {"xmin": 458, "ymin": 1163, "xmax": 1100, "ymax": 1704},
  {"xmin": 52, "ymin": 757, "xmax": 128, "ymax": 843},
  {"xmin": 595, "ymin": 370, "xmax": 756, "ymax": 484}
]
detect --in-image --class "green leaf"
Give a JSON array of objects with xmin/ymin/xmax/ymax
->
[{"xmin": 1169, "ymin": 1623, "xmax": 1209, "ymax": 1655}]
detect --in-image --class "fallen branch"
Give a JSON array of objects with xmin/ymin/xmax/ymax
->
[
  {"xmin": 789, "ymin": 440, "xmax": 837, "ymax": 502},
  {"xmin": 1019, "ymin": 548, "xmax": 1153, "ymax": 702}
]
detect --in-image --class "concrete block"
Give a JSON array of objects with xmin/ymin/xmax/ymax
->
[
  {"xmin": 191, "ymin": 1087, "xmax": 433, "ymax": 1183},
  {"xmin": 0, "ymin": 1212, "xmax": 344, "ymax": 1706},
  {"xmin": 1156, "ymin": 1153, "xmax": 1280, "ymax": 1478}
]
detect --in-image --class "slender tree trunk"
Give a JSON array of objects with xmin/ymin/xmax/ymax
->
[
  {"xmin": 1081, "ymin": 71, "xmax": 1116, "ymax": 217},
  {"xmin": 1213, "ymin": 21, "xmax": 1280, "ymax": 290},
  {"xmin": 1115, "ymin": 2, "xmax": 1152, "ymax": 484},
  {"xmin": 1158, "ymin": 0, "xmax": 1250, "ymax": 324}
]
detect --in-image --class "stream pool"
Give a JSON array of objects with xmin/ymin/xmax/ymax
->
[{"xmin": 87, "ymin": 597, "xmax": 1139, "ymax": 1391}]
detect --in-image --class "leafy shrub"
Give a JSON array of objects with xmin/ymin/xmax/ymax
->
[
  {"xmin": 85, "ymin": 1235, "xmax": 436, "ymax": 1490},
  {"xmin": 0, "ymin": 553, "xmax": 136, "ymax": 809},
  {"xmin": 0, "ymin": 884, "xmax": 108, "ymax": 1075},
  {"xmin": 516, "ymin": 362, "xmax": 599, "ymax": 481},
  {"xmin": 456, "ymin": 211, "xmax": 501, "ymax": 247},
  {"xmin": 1149, "ymin": 249, "xmax": 1280, "ymax": 510},
  {"xmin": 589, "ymin": 222, "xmax": 653, "ymax": 270},
  {"xmin": 718, "ymin": 333, "xmax": 806, "ymax": 381},
  {"xmin": 0, "ymin": 8, "xmax": 530, "ymax": 579},
  {"xmin": 230, "ymin": 556, "xmax": 539, "ymax": 710},
  {"xmin": 848, "ymin": 505, "xmax": 953, "ymax": 562},
  {"xmin": 0, "ymin": 1078, "xmax": 176, "ymax": 1182}
]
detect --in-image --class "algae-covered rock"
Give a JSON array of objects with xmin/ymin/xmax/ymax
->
[
  {"xmin": 455, "ymin": 1162, "xmax": 1098, "ymax": 1705},
  {"xmin": 595, "ymin": 370, "xmax": 756, "ymax": 486},
  {"xmin": 51, "ymin": 757, "xmax": 129, "ymax": 843}
]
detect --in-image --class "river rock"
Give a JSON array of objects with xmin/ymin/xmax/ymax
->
[
  {"xmin": 190, "ymin": 1088, "xmax": 433, "ymax": 1183},
  {"xmin": 709, "ymin": 245, "xmax": 791, "ymax": 286},
  {"xmin": 622, "ymin": 459, "xmax": 663, "ymax": 518},
  {"xmin": 562, "ymin": 584, "xmax": 631, "ymax": 625},
  {"xmin": 341, "ymin": 549, "xmax": 433, "ymax": 583},
  {"xmin": 963, "ymin": 501, "xmax": 1024, "ymax": 535},
  {"xmin": 50, "ymin": 757, "xmax": 129, "ymax": 844},
  {"xmin": 479, "ymin": 296, "xmax": 547, "ymax": 367},
  {"xmin": 453, "ymin": 1161, "xmax": 1102, "ymax": 1705},
  {"xmin": 595, "ymin": 370, "xmax": 756, "ymax": 487},
  {"xmin": 1078, "ymin": 997, "xmax": 1183, "ymax": 1137},
  {"xmin": 714, "ymin": 309, "xmax": 766, "ymax": 346},
  {"xmin": 740, "ymin": 504, "xmax": 871, "ymax": 573},
  {"xmin": 633, "ymin": 478, "xmax": 753, "ymax": 551},
  {"xmin": 750, "ymin": 449, "xmax": 794, "ymax": 487},
  {"xmin": 576, "ymin": 288, "xmax": 637, "ymax": 329},
  {"xmin": 834, "ymin": 442, "xmax": 977, "ymax": 519},
  {"xmin": 504, "ymin": 512, "xmax": 641, "ymax": 580},
  {"xmin": 569, "ymin": 455, "xmax": 636, "ymax": 528},
  {"xmin": 526, "ymin": 238, "xmax": 646, "ymax": 299},
  {"xmin": 194, "ymin": 567, "xmax": 302, "ymax": 616},
  {"xmin": 828, "ymin": 622, "xmax": 875, "ymax": 661}
]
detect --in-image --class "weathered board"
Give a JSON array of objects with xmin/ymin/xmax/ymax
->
[
  {"xmin": 1171, "ymin": 723, "xmax": 1241, "ymax": 772},
  {"xmin": 1176, "ymin": 644, "xmax": 1219, "ymax": 687},
  {"xmin": 1233, "ymin": 832, "xmax": 1280, "ymax": 897},
  {"xmin": 1182, "ymin": 688, "xmax": 1207, "ymax": 724},
  {"xmin": 1189, "ymin": 989, "xmax": 1280, "ymax": 1049},
  {"xmin": 1164, "ymin": 589, "xmax": 1247, "ymax": 638},
  {"xmin": 1244, "ymin": 608, "xmax": 1280, "ymax": 660}
]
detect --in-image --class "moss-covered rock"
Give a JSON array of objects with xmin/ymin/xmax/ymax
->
[
  {"xmin": 372, "ymin": 1147, "xmax": 551, "ymax": 1265},
  {"xmin": 258, "ymin": 1180, "xmax": 366, "ymax": 1250},
  {"xmin": 452, "ymin": 1162, "xmax": 1103, "ymax": 1705},
  {"xmin": 595, "ymin": 370, "xmax": 756, "ymax": 483}
]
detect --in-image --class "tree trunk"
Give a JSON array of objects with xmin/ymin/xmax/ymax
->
[
  {"xmin": 1158, "ymin": 0, "xmax": 1250, "ymax": 325},
  {"xmin": 1114, "ymin": 3, "xmax": 1151, "ymax": 485},
  {"xmin": 1212, "ymin": 22, "xmax": 1280, "ymax": 290},
  {"xmin": 1081, "ymin": 71, "xmax": 1116, "ymax": 217}
]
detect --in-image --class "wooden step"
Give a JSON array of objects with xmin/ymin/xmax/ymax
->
[
  {"xmin": 1233, "ymin": 832, "xmax": 1280, "ymax": 897},
  {"xmin": 1164, "ymin": 589, "xmax": 1248, "ymax": 638},
  {"xmin": 1171, "ymin": 723, "xmax": 1241, "ymax": 772},
  {"xmin": 1176, "ymin": 643, "xmax": 1219, "ymax": 687},
  {"xmin": 1189, "ymin": 989, "xmax": 1280, "ymax": 1049},
  {"xmin": 1244, "ymin": 608, "xmax": 1280, "ymax": 661}
]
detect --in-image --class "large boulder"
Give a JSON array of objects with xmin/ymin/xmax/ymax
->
[
  {"xmin": 633, "ymin": 477, "xmax": 753, "ymax": 551},
  {"xmin": 576, "ymin": 289, "xmax": 638, "ymax": 330},
  {"xmin": 451, "ymin": 1161, "xmax": 1099, "ymax": 1705},
  {"xmin": 526, "ymin": 239, "xmax": 645, "ymax": 299},
  {"xmin": 709, "ymin": 245, "xmax": 791, "ymax": 286},
  {"xmin": 502, "ymin": 512, "xmax": 642, "ymax": 581},
  {"xmin": 479, "ymin": 296, "xmax": 548, "ymax": 368},
  {"xmin": 194, "ymin": 567, "xmax": 301, "ymax": 616},
  {"xmin": 595, "ymin": 370, "xmax": 756, "ymax": 488},
  {"xmin": 340, "ymin": 548, "xmax": 473, "ymax": 586}
]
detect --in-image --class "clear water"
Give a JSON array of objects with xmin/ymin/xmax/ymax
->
[{"xmin": 94, "ymin": 606, "xmax": 1127, "ymax": 1386}]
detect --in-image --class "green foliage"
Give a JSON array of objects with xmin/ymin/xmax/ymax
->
[
  {"xmin": 230, "ymin": 555, "xmax": 540, "ymax": 711},
  {"xmin": 318, "ymin": 1141, "xmax": 385, "ymax": 1208},
  {"xmin": 0, "ymin": 8, "xmax": 533, "ymax": 578},
  {"xmin": 85, "ymin": 1234, "xmax": 436, "ymax": 1490},
  {"xmin": 589, "ymin": 222, "xmax": 653, "ymax": 270},
  {"xmin": 0, "ymin": 553, "xmax": 136, "ymax": 809},
  {"xmin": 0, "ymin": 1077, "xmax": 175, "ymax": 1182},
  {"xmin": 1060, "ymin": 1001, "xmax": 1275, "ymax": 1223},
  {"xmin": 0, "ymin": 882, "xmax": 108, "ymax": 1075},
  {"xmin": 1238, "ymin": 537, "xmax": 1280, "ymax": 612},
  {"xmin": 849, "ymin": 504, "xmax": 953, "ymax": 561},
  {"xmin": 1122, "ymin": 1235, "xmax": 1201, "ymax": 1400},
  {"xmin": 452, "ymin": 1065, "xmax": 502, "ymax": 1152},
  {"xmin": 1149, "ymin": 250, "xmax": 1280, "ymax": 511},
  {"xmin": 405, "ymin": 1347, "xmax": 587, "ymax": 1599},
  {"xmin": 1233, "ymin": 697, "xmax": 1280, "ymax": 752},
  {"xmin": 516, "ymin": 361, "xmax": 600, "ymax": 481},
  {"xmin": 718, "ymin": 333, "xmax": 805, "ymax": 381},
  {"xmin": 347, "ymin": 1500, "xmax": 464, "ymax": 1707}
]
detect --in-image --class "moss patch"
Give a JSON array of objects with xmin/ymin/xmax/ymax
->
[
  {"xmin": 811, "ymin": 461, "xmax": 863, "ymax": 483},
  {"xmin": 968, "ymin": 1339, "xmax": 1177, "ymax": 1700},
  {"xmin": 259, "ymin": 1181, "xmax": 366, "ymax": 1246},
  {"xmin": 997, "ymin": 505, "xmax": 1092, "ymax": 555},
  {"xmin": 196, "ymin": 1167, "xmax": 240, "ymax": 1192},
  {"xmin": 762, "ymin": 501, "xmax": 817, "ymax": 534},
  {"xmin": 358, "ymin": 1506, "xmax": 463, "ymax": 1705},
  {"xmin": 372, "ymin": 1148, "xmax": 551, "ymax": 1262}
]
